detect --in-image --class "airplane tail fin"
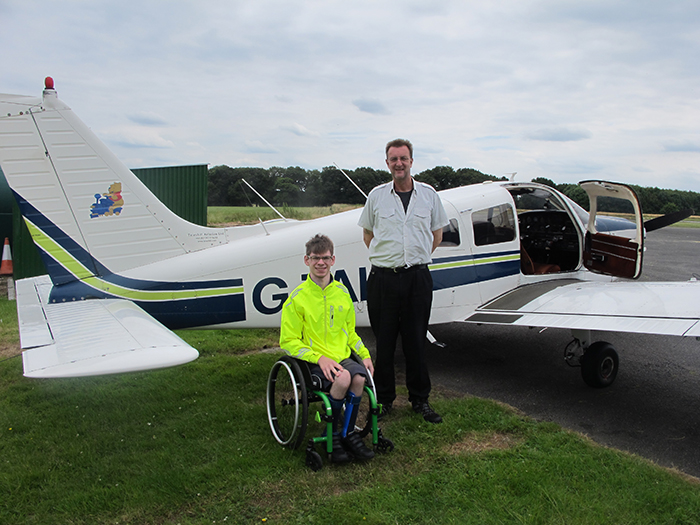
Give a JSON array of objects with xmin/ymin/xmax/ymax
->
[{"xmin": 0, "ymin": 80, "xmax": 224, "ymax": 285}]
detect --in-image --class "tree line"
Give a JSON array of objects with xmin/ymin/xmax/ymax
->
[{"xmin": 208, "ymin": 165, "xmax": 698, "ymax": 215}]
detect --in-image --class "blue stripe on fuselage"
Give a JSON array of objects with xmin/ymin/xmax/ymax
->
[{"xmin": 431, "ymin": 250, "xmax": 520, "ymax": 291}]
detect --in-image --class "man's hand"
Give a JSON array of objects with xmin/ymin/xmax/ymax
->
[
  {"xmin": 363, "ymin": 357, "xmax": 374, "ymax": 376},
  {"xmin": 317, "ymin": 355, "xmax": 343, "ymax": 382}
]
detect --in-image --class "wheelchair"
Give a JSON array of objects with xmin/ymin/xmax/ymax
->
[{"xmin": 266, "ymin": 354, "xmax": 394, "ymax": 471}]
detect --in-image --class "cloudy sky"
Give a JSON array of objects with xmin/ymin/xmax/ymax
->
[{"xmin": 2, "ymin": 1, "xmax": 699, "ymax": 191}]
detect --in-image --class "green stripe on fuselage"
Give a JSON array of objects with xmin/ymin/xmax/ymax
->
[
  {"xmin": 25, "ymin": 219, "xmax": 244, "ymax": 301},
  {"xmin": 430, "ymin": 252, "xmax": 519, "ymax": 271}
]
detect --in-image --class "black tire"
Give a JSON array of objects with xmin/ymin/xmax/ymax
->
[
  {"xmin": 266, "ymin": 359, "xmax": 308, "ymax": 449},
  {"xmin": 305, "ymin": 450, "xmax": 324, "ymax": 471},
  {"xmin": 375, "ymin": 436, "xmax": 395, "ymax": 454},
  {"xmin": 581, "ymin": 341, "xmax": 619, "ymax": 388}
]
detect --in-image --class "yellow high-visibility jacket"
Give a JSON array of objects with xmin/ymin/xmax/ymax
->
[{"xmin": 280, "ymin": 275, "xmax": 370, "ymax": 364}]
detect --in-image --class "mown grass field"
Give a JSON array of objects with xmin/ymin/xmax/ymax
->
[
  {"xmin": 1, "ymin": 295, "xmax": 700, "ymax": 524},
  {"xmin": 208, "ymin": 204, "xmax": 359, "ymax": 226}
]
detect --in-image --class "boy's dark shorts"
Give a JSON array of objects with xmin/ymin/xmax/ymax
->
[{"xmin": 308, "ymin": 358, "xmax": 368, "ymax": 392}]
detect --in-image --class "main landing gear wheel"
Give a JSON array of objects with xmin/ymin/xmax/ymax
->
[
  {"xmin": 266, "ymin": 358, "xmax": 308, "ymax": 449},
  {"xmin": 580, "ymin": 341, "xmax": 619, "ymax": 388}
]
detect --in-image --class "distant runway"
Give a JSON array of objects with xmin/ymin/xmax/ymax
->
[{"xmin": 366, "ymin": 227, "xmax": 700, "ymax": 478}]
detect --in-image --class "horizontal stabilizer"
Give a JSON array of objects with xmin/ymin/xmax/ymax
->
[
  {"xmin": 644, "ymin": 209, "xmax": 694, "ymax": 232},
  {"xmin": 464, "ymin": 278, "xmax": 700, "ymax": 337},
  {"xmin": 17, "ymin": 276, "xmax": 199, "ymax": 378}
]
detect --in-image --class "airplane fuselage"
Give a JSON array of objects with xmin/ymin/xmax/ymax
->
[{"xmin": 44, "ymin": 182, "xmax": 615, "ymax": 331}]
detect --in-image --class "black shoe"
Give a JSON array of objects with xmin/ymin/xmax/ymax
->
[
  {"xmin": 342, "ymin": 431, "xmax": 375, "ymax": 461},
  {"xmin": 331, "ymin": 433, "xmax": 353, "ymax": 463},
  {"xmin": 377, "ymin": 402, "xmax": 393, "ymax": 421},
  {"xmin": 412, "ymin": 400, "xmax": 442, "ymax": 424}
]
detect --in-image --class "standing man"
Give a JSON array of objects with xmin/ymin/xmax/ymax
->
[{"xmin": 358, "ymin": 139, "xmax": 449, "ymax": 424}]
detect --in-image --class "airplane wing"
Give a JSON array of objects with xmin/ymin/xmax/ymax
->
[
  {"xmin": 464, "ymin": 278, "xmax": 700, "ymax": 337},
  {"xmin": 16, "ymin": 276, "xmax": 199, "ymax": 378}
]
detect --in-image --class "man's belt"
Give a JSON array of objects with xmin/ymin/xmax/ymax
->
[{"xmin": 371, "ymin": 264, "xmax": 428, "ymax": 274}]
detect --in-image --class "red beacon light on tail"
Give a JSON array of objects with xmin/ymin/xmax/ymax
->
[{"xmin": 44, "ymin": 76, "xmax": 55, "ymax": 90}]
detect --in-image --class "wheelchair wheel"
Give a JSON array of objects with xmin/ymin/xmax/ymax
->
[
  {"xmin": 267, "ymin": 358, "xmax": 308, "ymax": 449},
  {"xmin": 305, "ymin": 449, "xmax": 324, "ymax": 472}
]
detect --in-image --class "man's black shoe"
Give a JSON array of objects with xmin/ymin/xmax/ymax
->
[
  {"xmin": 412, "ymin": 400, "xmax": 442, "ymax": 424},
  {"xmin": 342, "ymin": 431, "xmax": 375, "ymax": 461},
  {"xmin": 330, "ymin": 433, "xmax": 353, "ymax": 463}
]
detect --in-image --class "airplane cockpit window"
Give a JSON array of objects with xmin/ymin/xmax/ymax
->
[
  {"xmin": 472, "ymin": 204, "xmax": 516, "ymax": 246},
  {"xmin": 509, "ymin": 186, "xmax": 580, "ymax": 273},
  {"xmin": 440, "ymin": 219, "xmax": 460, "ymax": 247},
  {"xmin": 510, "ymin": 187, "xmax": 567, "ymax": 212}
]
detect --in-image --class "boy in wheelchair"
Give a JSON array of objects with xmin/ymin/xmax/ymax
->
[{"xmin": 280, "ymin": 234, "xmax": 375, "ymax": 463}]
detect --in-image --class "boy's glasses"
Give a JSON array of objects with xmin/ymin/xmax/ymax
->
[{"xmin": 307, "ymin": 255, "xmax": 333, "ymax": 263}]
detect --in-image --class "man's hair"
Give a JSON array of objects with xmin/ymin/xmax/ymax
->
[
  {"xmin": 305, "ymin": 234, "xmax": 334, "ymax": 256},
  {"xmin": 385, "ymin": 138, "xmax": 413, "ymax": 159}
]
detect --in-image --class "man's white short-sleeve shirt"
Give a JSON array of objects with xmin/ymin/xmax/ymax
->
[{"xmin": 358, "ymin": 179, "xmax": 449, "ymax": 268}]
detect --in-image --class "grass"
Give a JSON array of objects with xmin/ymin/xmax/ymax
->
[
  {"xmin": 0, "ymin": 290, "xmax": 19, "ymax": 358},
  {"xmin": 1, "ymin": 296, "xmax": 700, "ymax": 524},
  {"xmin": 208, "ymin": 204, "xmax": 360, "ymax": 226}
]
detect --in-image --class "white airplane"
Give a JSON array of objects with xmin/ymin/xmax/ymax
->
[{"xmin": 1, "ymin": 79, "xmax": 698, "ymax": 387}]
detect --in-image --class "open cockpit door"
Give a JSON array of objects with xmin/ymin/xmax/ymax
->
[{"xmin": 581, "ymin": 181, "xmax": 643, "ymax": 279}]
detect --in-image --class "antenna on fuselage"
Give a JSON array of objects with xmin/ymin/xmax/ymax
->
[
  {"xmin": 334, "ymin": 163, "xmax": 368, "ymax": 200},
  {"xmin": 240, "ymin": 178, "xmax": 286, "ymax": 221},
  {"xmin": 239, "ymin": 178, "xmax": 286, "ymax": 235},
  {"xmin": 506, "ymin": 172, "xmax": 517, "ymax": 181}
]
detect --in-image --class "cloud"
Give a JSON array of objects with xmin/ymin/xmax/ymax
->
[
  {"xmin": 663, "ymin": 141, "xmax": 700, "ymax": 153},
  {"xmin": 127, "ymin": 111, "xmax": 169, "ymax": 127},
  {"xmin": 352, "ymin": 99, "xmax": 390, "ymax": 115},
  {"xmin": 101, "ymin": 127, "xmax": 175, "ymax": 149},
  {"xmin": 244, "ymin": 140, "xmax": 279, "ymax": 154},
  {"xmin": 281, "ymin": 123, "xmax": 319, "ymax": 137},
  {"xmin": 3, "ymin": 1, "xmax": 700, "ymax": 190},
  {"xmin": 526, "ymin": 127, "xmax": 592, "ymax": 142}
]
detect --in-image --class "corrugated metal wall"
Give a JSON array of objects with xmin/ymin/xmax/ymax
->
[
  {"xmin": 132, "ymin": 165, "xmax": 208, "ymax": 226},
  {"xmin": 0, "ymin": 167, "xmax": 13, "ymax": 245},
  {"xmin": 1, "ymin": 164, "xmax": 209, "ymax": 280}
]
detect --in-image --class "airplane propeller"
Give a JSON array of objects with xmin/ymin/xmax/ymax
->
[{"xmin": 643, "ymin": 208, "xmax": 694, "ymax": 232}]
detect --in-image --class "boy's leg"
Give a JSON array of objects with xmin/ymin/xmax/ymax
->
[
  {"xmin": 308, "ymin": 363, "xmax": 353, "ymax": 463},
  {"xmin": 329, "ymin": 395, "xmax": 353, "ymax": 463},
  {"xmin": 339, "ymin": 364, "xmax": 375, "ymax": 460},
  {"xmin": 341, "ymin": 391, "xmax": 375, "ymax": 460}
]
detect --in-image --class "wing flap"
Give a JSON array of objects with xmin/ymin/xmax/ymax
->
[
  {"xmin": 16, "ymin": 276, "xmax": 199, "ymax": 378},
  {"xmin": 464, "ymin": 279, "xmax": 700, "ymax": 337}
]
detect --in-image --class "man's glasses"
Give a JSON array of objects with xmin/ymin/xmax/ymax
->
[{"xmin": 307, "ymin": 255, "xmax": 333, "ymax": 263}]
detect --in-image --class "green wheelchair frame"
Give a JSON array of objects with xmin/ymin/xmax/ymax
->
[{"xmin": 266, "ymin": 355, "xmax": 394, "ymax": 471}]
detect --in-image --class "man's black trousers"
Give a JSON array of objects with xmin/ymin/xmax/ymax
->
[{"xmin": 367, "ymin": 265, "xmax": 433, "ymax": 405}]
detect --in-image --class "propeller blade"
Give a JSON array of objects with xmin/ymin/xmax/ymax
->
[{"xmin": 644, "ymin": 209, "xmax": 694, "ymax": 232}]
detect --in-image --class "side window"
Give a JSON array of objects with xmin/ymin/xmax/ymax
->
[
  {"xmin": 440, "ymin": 218, "xmax": 460, "ymax": 247},
  {"xmin": 472, "ymin": 204, "xmax": 516, "ymax": 246}
]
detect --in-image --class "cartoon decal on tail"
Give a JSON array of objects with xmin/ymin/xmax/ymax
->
[{"xmin": 90, "ymin": 182, "xmax": 124, "ymax": 218}]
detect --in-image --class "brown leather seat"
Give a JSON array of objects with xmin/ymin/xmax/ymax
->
[{"xmin": 520, "ymin": 246, "xmax": 561, "ymax": 275}]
